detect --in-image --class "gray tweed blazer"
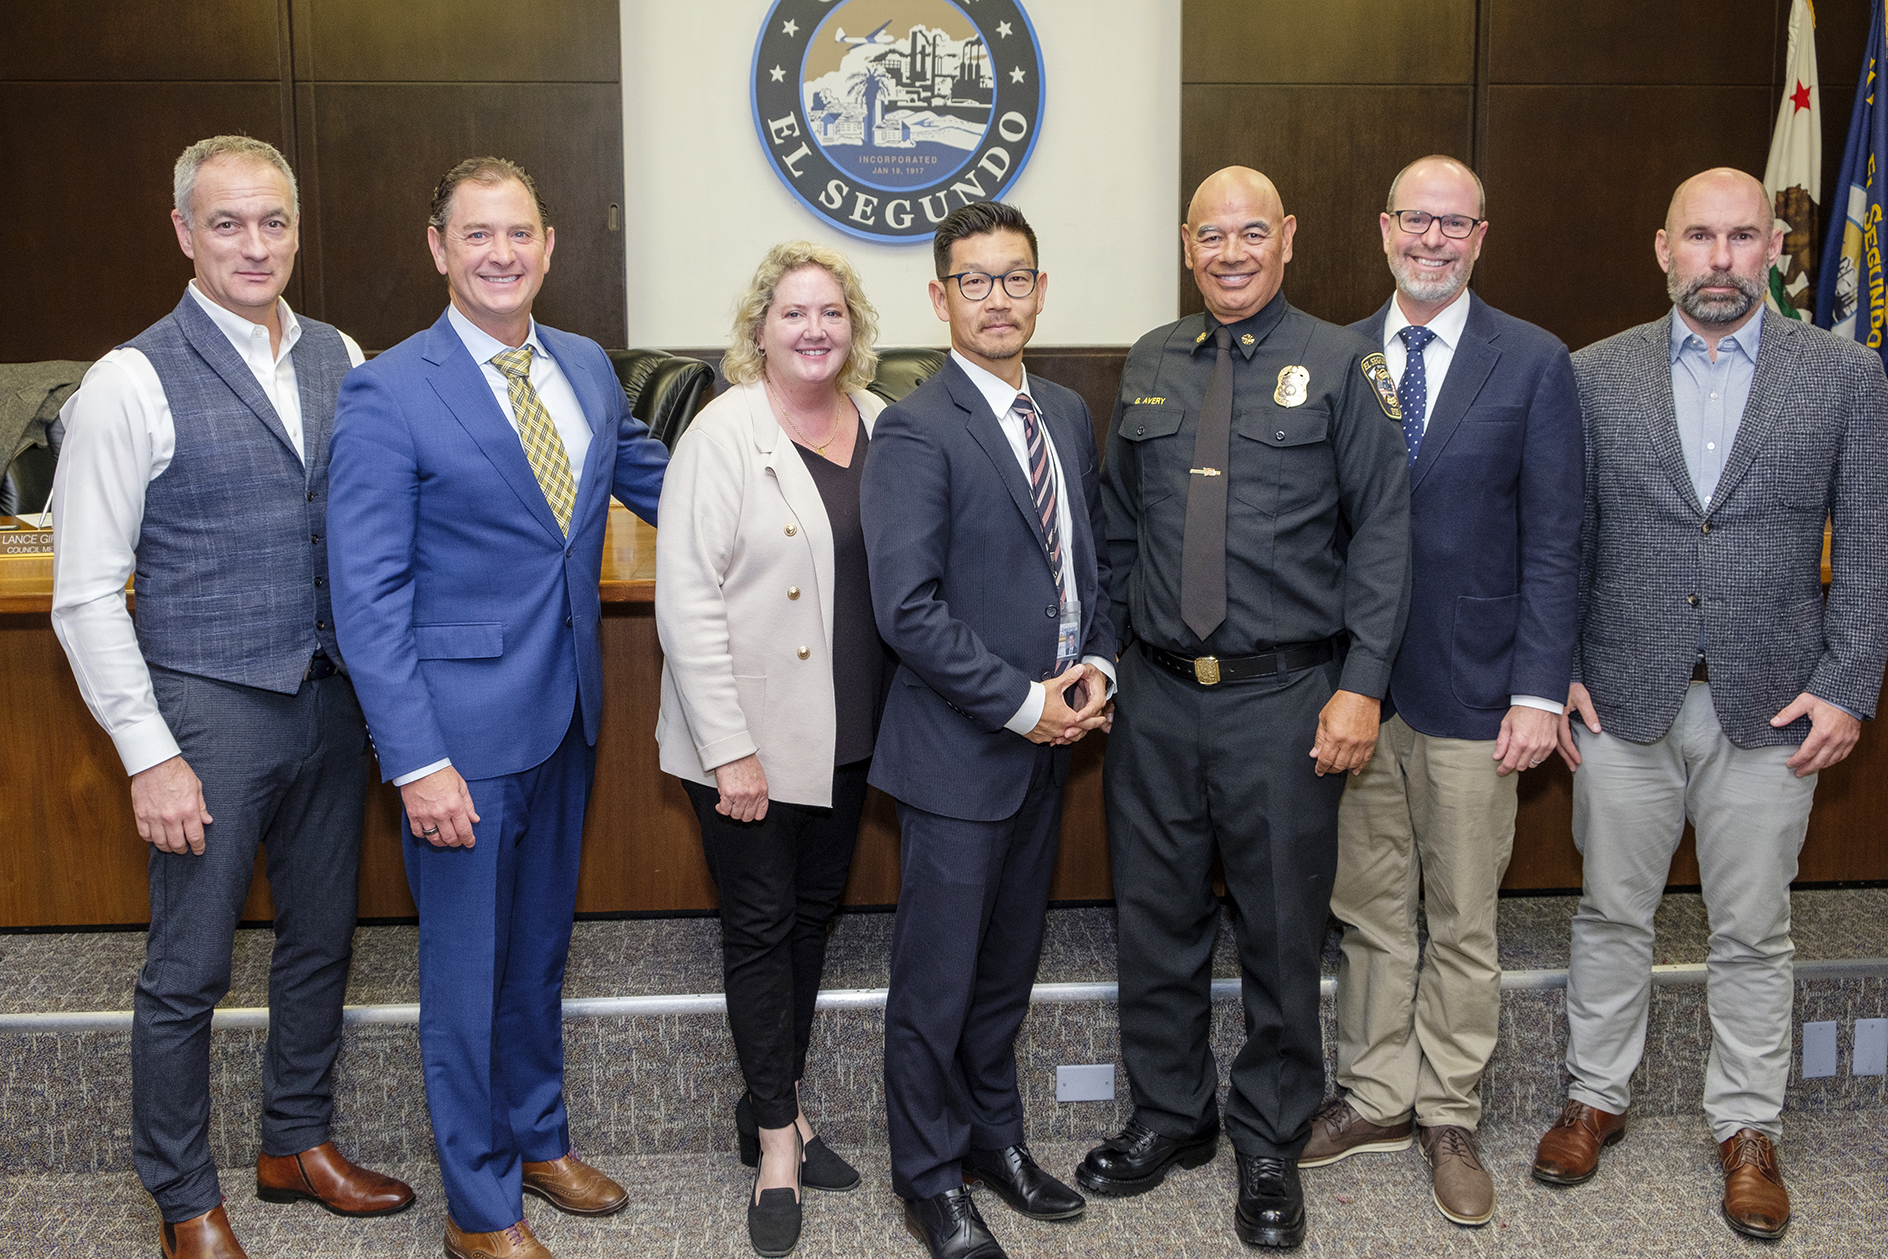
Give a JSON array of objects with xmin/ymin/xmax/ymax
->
[{"xmin": 1571, "ymin": 312, "xmax": 1888, "ymax": 747}]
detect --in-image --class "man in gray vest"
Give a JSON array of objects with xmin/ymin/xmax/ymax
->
[{"xmin": 51, "ymin": 136, "xmax": 412, "ymax": 1259}]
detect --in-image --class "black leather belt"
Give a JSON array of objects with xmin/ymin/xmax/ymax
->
[
  {"xmin": 1692, "ymin": 657, "xmax": 1709, "ymax": 683},
  {"xmin": 1144, "ymin": 638, "xmax": 1336, "ymax": 686},
  {"xmin": 305, "ymin": 651, "xmax": 337, "ymax": 682}
]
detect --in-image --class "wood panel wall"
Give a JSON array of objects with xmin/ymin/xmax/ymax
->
[{"xmin": 0, "ymin": 0, "xmax": 624, "ymax": 361}]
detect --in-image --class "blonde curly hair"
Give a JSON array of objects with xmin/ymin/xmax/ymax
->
[{"xmin": 723, "ymin": 242, "xmax": 879, "ymax": 394}]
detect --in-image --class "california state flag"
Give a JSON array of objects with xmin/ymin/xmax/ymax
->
[{"xmin": 1764, "ymin": 0, "xmax": 1822, "ymax": 318}]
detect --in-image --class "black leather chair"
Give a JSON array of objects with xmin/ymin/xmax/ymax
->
[
  {"xmin": 867, "ymin": 348, "xmax": 950, "ymax": 405},
  {"xmin": 0, "ymin": 442, "xmax": 55, "ymax": 517},
  {"xmin": 604, "ymin": 349, "xmax": 715, "ymax": 451}
]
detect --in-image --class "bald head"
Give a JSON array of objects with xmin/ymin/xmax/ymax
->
[
  {"xmin": 1656, "ymin": 167, "xmax": 1781, "ymax": 334},
  {"xmin": 1183, "ymin": 166, "xmax": 1296, "ymax": 322},
  {"xmin": 1387, "ymin": 155, "xmax": 1484, "ymax": 217},
  {"xmin": 1665, "ymin": 167, "xmax": 1771, "ymax": 236}
]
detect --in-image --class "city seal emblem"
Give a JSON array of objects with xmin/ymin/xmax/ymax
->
[{"xmin": 751, "ymin": 0, "xmax": 1046, "ymax": 243}]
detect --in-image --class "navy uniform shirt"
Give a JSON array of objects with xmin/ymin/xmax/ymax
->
[{"xmin": 1101, "ymin": 291, "xmax": 1412, "ymax": 699}]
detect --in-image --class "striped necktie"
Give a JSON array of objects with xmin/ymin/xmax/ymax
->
[
  {"xmin": 1013, "ymin": 392, "xmax": 1066, "ymax": 609},
  {"xmin": 490, "ymin": 345, "xmax": 576, "ymax": 535}
]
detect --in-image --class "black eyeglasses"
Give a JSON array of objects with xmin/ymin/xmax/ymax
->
[
  {"xmin": 943, "ymin": 268, "xmax": 1040, "ymax": 300},
  {"xmin": 1388, "ymin": 210, "xmax": 1483, "ymax": 239}
]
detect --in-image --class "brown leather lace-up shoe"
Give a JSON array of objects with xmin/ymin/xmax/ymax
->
[
  {"xmin": 160, "ymin": 1204, "xmax": 248, "ymax": 1259},
  {"xmin": 522, "ymin": 1150, "xmax": 629, "ymax": 1216},
  {"xmin": 1419, "ymin": 1125, "xmax": 1494, "ymax": 1226},
  {"xmin": 444, "ymin": 1216, "xmax": 554, "ymax": 1259},
  {"xmin": 1530, "ymin": 1099, "xmax": 1626, "ymax": 1185},
  {"xmin": 1299, "ymin": 1097, "xmax": 1414, "ymax": 1168},
  {"xmin": 256, "ymin": 1141, "xmax": 415, "ymax": 1216},
  {"xmin": 1719, "ymin": 1128, "xmax": 1791, "ymax": 1240}
]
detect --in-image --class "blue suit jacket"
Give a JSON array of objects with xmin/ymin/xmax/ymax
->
[
  {"xmin": 328, "ymin": 310, "xmax": 668, "ymax": 782},
  {"xmin": 1350, "ymin": 294, "xmax": 1582, "ymax": 741},
  {"xmin": 861, "ymin": 359, "xmax": 1115, "ymax": 822}
]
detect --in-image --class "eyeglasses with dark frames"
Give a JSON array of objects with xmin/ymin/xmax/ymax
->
[
  {"xmin": 943, "ymin": 268, "xmax": 1041, "ymax": 300},
  {"xmin": 1387, "ymin": 209, "xmax": 1483, "ymax": 239}
]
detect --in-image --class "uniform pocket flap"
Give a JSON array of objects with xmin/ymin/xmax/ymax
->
[
  {"xmin": 414, "ymin": 621, "xmax": 504, "ymax": 660},
  {"xmin": 1119, "ymin": 404, "xmax": 1184, "ymax": 442},
  {"xmin": 1236, "ymin": 408, "xmax": 1329, "ymax": 448}
]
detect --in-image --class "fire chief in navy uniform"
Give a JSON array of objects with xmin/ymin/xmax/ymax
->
[{"xmin": 862, "ymin": 201, "xmax": 1115, "ymax": 1259}]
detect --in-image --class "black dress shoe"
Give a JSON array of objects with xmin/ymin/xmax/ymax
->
[
  {"xmin": 747, "ymin": 1130, "xmax": 802, "ymax": 1258},
  {"xmin": 1076, "ymin": 1118, "xmax": 1220, "ymax": 1197},
  {"xmin": 963, "ymin": 1144, "xmax": 1085, "ymax": 1220},
  {"xmin": 1234, "ymin": 1153, "xmax": 1306, "ymax": 1250},
  {"xmin": 736, "ymin": 1093, "xmax": 860, "ymax": 1192},
  {"xmin": 903, "ymin": 1186, "xmax": 1007, "ymax": 1259}
]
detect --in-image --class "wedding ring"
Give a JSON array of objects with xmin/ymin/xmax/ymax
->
[{"xmin": 421, "ymin": 825, "xmax": 440, "ymax": 836}]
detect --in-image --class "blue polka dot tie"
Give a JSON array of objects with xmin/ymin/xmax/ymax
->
[{"xmin": 1398, "ymin": 325, "xmax": 1436, "ymax": 468}]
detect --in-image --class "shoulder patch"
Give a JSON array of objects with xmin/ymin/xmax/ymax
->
[{"xmin": 1360, "ymin": 353, "xmax": 1402, "ymax": 420}]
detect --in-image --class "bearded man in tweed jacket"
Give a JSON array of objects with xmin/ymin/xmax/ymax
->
[{"xmin": 1531, "ymin": 168, "xmax": 1888, "ymax": 1242}]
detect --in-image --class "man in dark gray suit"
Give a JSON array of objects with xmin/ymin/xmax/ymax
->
[{"xmin": 1533, "ymin": 168, "xmax": 1888, "ymax": 1242}]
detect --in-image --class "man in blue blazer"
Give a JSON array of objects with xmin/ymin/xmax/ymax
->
[
  {"xmin": 862, "ymin": 201, "xmax": 1114, "ymax": 1259},
  {"xmin": 328, "ymin": 157, "xmax": 667, "ymax": 1259},
  {"xmin": 1302, "ymin": 157, "xmax": 1582, "ymax": 1227}
]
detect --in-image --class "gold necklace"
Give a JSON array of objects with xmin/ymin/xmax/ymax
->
[{"xmin": 765, "ymin": 375, "xmax": 842, "ymax": 456}]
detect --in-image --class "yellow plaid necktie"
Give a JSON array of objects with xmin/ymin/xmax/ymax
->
[{"xmin": 490, "ymin": 345, "xmax": 576, "ymax": 535}]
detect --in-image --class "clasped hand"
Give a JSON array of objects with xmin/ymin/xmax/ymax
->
[{"xmin": 1028, "ymin": 662, "xmax": 1112, "ymax": 745}]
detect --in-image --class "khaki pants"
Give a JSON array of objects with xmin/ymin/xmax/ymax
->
[
  {"xmin": 1565, "ymin": 682, "xmax": 1814, "ymax": 1143},
  {"xmin": 1331, "ymin": 713, "xmax": 1517, "ymax": 1130}
]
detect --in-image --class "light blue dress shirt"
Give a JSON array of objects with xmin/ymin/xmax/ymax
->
[{"xmin": 1668, "ymin": 305, "xmax": 1763, "ymax": 510}]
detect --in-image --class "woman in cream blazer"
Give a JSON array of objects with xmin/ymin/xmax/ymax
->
[{"xmin": 654, "ymin": 241, "xmax": 890, "ymax": 1257}]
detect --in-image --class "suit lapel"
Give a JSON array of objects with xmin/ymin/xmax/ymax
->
[
  {"xmin": 1638, "ymin": 320, "xmax": 1704, "ymax": 515},
  {"xmin": 949, "ymin": 362, "xmax": 1054, "ymax": 576},
  {"xmin": 1411, "ymin": 302, "xmax": 1499, "ymax": 492},
  {"xmin": 1706, "ymin": 315, "xmax": 1791, "ymax": 515},
  {"xmin": 421, "ymin": 314, "xmax": 567, "ymax": 543},
  {"xmin": 173, "ymin": 296, "xmax": 300, "ymax": 461}
]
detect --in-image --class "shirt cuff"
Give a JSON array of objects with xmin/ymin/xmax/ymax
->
[
  {"xmin": 1512, "ymin": 694, "xmax": 1565, "ymax": 715},
  {"xmin": 392, "ymin": 757, "xmax": 453, "ymax": 787},
  {"xmin": 1084, "ymin": 654, "xmax": 1118, "ymax": 700},
  {"xmin": 113, "ymin": 714, "xmax": 183, "ymax": 778},
  {"xmin": 1004, "ymin": 681, "xmax": 1046, "ymax": 735},
  {"xmin": 1812, "ymin": 695, "xmax": 1865, "ymax": 722}
]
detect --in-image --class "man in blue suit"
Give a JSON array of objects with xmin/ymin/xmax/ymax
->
[
  {"xmin": 1301, "ymin": 156, "xmax": 1581, "ymax": 1227},
  {"xmin": 328, "ymin": 157, "xmax": 667, "ymax": 1259},
  {"xmin": 862, "ymin": 201, "xmax": 1114, "ymax": 1259}
]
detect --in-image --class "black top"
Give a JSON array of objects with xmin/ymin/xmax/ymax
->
[
  {"xmin": 1101, "ymin": 291, "xmax": 1412, "ymax": 700},
  {"xmin": 794, "ymin": 417, "xmax": 892, "ymax": 765}
]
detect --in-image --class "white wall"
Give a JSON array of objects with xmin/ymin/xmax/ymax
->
[{"xmin": 621, "ymin": 0, "xmax": 1180, "ymax": 349}]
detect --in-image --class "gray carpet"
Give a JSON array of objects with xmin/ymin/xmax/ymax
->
[
  {"xmin": 1, "ymin": 1114, "xmax": 1880, "ymax": 1257},
  {"xmin": 3, "ymin": 890, "xmax": 1883, "ymax": 1014}
]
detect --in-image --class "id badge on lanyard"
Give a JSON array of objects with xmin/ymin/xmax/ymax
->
[{"xmin": 1056, "ymin": 596, "xmax": 1082, "ymax": 672}]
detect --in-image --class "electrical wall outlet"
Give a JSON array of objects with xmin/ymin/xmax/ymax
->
[
  {"xmin": 1056, "ymin": 1064, "xmax": 1115, "ymax": 1102},
  {"xmin": 1800, "ymin": 1021, "xmax": 1838, "ymax": 1078},
  {"xmin": 1853, "ymin": 1018, "xmax": 1888, "ymax": 1077}
]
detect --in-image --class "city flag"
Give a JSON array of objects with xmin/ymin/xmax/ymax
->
[
  {"xmin": 1816, "ymin": 0, "xmax": 1888, "ymax": 371},
  {"xmin": 1763, "ymin": 0, "xmax": 1821, "ymax": 319}
]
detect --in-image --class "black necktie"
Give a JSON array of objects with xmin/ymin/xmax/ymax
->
[
  {"xmin": 1398, "ymin": 325, "xmax": 1436, "ymax": 468},
  {"xmin": 1181, "ymin": 327, "xmax": 1233, "ymax": 641}
]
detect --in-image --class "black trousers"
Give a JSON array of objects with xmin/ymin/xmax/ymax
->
[
  {"xmin": 134, "ymin": 666, "xmax": 367, "ymax": 1221},
  {"xmin": 684, "ymin": 760, "xmax": 868, "ymax": 1130},
  {"xmin": 1105, "ymin": 646, "xmax": 1346, "ymax": 1159},
  {"xmin": 883, "ymin": 743, "xmax": 1063, "ymax": 1200}
]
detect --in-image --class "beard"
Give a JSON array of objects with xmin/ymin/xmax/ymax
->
[
  {"xmin": 1669, "ymin": 267, "xmax": 1763, "ymax": 326},
  {"xmin": 1390, "ymin": 250, "xmax": 1470, "ymax": 306}
]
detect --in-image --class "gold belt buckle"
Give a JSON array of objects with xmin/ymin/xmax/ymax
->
[{"xmin": 1193, "ymin": 655, "xmax": 1221, "ymax": 686}]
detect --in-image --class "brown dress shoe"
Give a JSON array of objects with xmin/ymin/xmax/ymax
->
[
  {"xmin": 1531, "ymin": 1099, "xmax": 1627, "ymax": 1185},
  {"xmin": 522, "ymin": 1150, "xmax": 629, "ymax": 1216},
  {"xmin": 1299, "ymin": 1097, "xmax": 1414, "ymax": 1168},
  {"xmin": 1420, "ymin": 1125, "xmax": 1495, "ymax": 1226},
  {"xmin": 445, "ymin": 1217, "xmax": 555, "ymax": 1259},
  {"xmin": 255, "ymin": 1140, "xmax": 416, "ymax": 1216},
  {"xmin": 1719, "ymin": 1128, "xmax": 1791, "ymax": 1240},
  {"xmin": 160, "ymin": 1204, "xmax": 249, "ymax": 1259}
]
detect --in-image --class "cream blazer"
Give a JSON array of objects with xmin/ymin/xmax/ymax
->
[{"xmin": 654, "ymin": 379, "xmax": 886, "ymax": 807}]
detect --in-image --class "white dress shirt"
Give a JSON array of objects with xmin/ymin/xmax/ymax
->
[
  {"xmin": 388, "ymin": 309, "xmax": 599, "ymax": 787},
  {"xmin": 49, "ymin": 284, "xmax": 366, "ymax": 776},
  {"xmin": 1380, "ymin": 290, "xmax": 1560, "ymax": 719},
  {"xmin": 948, "ymin": 350, "xmax": 1116, "ymax": 734}
]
